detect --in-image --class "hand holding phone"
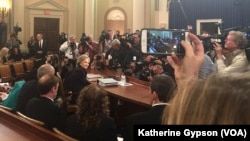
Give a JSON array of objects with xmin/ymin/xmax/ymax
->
[
  {"xmin": 167, "ymin": 33, "xmax": 205, "ymax": 85},
  {"xmin": 140, "ymin": 28, "xmax": 189, "ymax": 56}
]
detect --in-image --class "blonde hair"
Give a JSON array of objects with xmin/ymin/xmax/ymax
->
[
  {"xmin": 77, "ymin": 54, "xmax": 90, "ymax": 66},
  {"xmin": 162, "ymin": 72, "xmax": 250, "ymax": 124},
  {"xmin": 0, "ymin": 47, "xmax": 9, "ymax": 57}
]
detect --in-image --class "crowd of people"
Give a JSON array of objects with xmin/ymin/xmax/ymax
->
[{"xmin": 0, "ymin": 28, "xmax": 250, "ymax": 141}]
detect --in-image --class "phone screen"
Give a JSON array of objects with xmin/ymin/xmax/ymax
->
[{"xmin": 141, "ymin": 28, "xmax": 188, "ymax": 55}]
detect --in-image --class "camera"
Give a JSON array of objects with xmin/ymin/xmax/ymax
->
[
  {"xmin": 99, "ymin": 30, "xmax": 110, "ymax": 41},
  {"xmin": 13, "ymin": 23, "xmax": 22, "ymax": 36},
  {"xmin": 80, "ymin": 33, "xmax": 89, "ymax": 45},
  {"xmin": 199, "ymin": 24, "xmax": 250, "ymax": 52},
  {"xmin": 198, "ymin": 34, "xmax": 226, "ymax": 52},
  {"xmin": 139, "ymin": 67, "xmax": 152, "ymax": 81},
  {"xmin": 125, "ymin": 33, "xmax": 135, "ymax": 44},
  {"xmin": 108, "ymin": 58, "xmax": 119, "ymax": 70},
  {"xmin": 58, "ymin": 32, "xmax": 67, "ymax": 45},
  {"xmin": 69, "ymin": 42, "xmax": 76, "ymax": 48}
]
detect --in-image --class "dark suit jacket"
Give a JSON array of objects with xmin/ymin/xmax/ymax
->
[
  {"xmin": 15, "ymin": 80, "xmax": 39, "ymax": 115},
  {"xmin": 26, "ymin": 97, "xmax": 66, "ymax": 130},
  {"xmin": 63, "ymin": 67, "xmax": 90, "ymax": 103},
  {"xmin": 34, "ymin": 39, "xmax": 48, "ymax": 59},
  {"xmin": 65, "ymin": 114, "xmax": 118, "ymax": 141},
  {"xmin": 122, "ymin": 105, "xmax": 167, "ymax": 141},
  {"xmin": 15, "ymin": 75, "xmax": 66, "ymax": 115}
]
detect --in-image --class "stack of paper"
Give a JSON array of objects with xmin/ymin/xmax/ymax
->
[
  {"xmin": 98, "ymin": 78, "xmax": 118, "ymax": 87},
  {"xmin": 87, "ymin": 74, "xmax": 103, "ymax": 82}
]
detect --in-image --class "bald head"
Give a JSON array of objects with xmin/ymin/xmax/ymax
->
[
  {"xmin": 37, "ymin": 64, "xmax": 55, "ymax": 79},
  {"xmin": 38, "ymin": 74, "xmax": 59, "ymax": 96}
]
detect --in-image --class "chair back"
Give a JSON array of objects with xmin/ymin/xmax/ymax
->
[
  {"xmin": 11, "ymin": 62, "xmax": 25, "ymax": 80},
  {"xmin": 23, "ymin": 59, "xmax": 35, "ymax": 72},
  {"xmin": 56, "ymin": 72, "xmax": 77, "ymax": 113},
  {"xmin": 56, "ymin": 72, "xmax": 67, "ymax": 102},
  {"xmin": 16, "ymin": 111, "xmax": 44, "ymax": 126},
  {"xmin": 53, "ymin": 127, "xmax": 79, "ymax": 141},
  {"xmin": 0, "ymin": 105, "xmax": 13, "ymax": 112},
  {"xmin": 0, "ymin": 64, "xmax": 15, "ymax": 83}
]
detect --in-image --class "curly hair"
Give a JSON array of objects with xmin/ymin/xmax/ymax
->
[{"xmin": 76, "ymin": 84, "xmax": 110, "ymax": 130}]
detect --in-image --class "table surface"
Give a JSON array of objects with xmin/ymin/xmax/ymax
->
[{"xmin": 88, "ymin": 68, "xmax": 153, "ymax": 108}]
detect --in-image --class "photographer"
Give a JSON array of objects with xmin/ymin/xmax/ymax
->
[
  {"xmin": 5, "ymin": 34, "xmax": 20, "ymax": 53},
  {"xmin": 80, "ymin": 34, "xmax": 100, "ymax": 64},
  {"xmin": 105, "ymin": 39, "xmax": 126, "ymax": 71},
  {"xmin": 58, "ymin": 32, "xmax": 67, "ymax": 46},
  {"xmin": 214, "ymin": 31, "xmax": 249, "ymax": 75},
  {"xmin": 125, "ymin": 33, "xmax": 143, "ymax": 61},
  {"xmin": 59, "ymin": 35, "xmax": 79, "ymax": 69},
  {"xmin": 98, "ymin": 30, "xmax": 113, "ymax": 53}
]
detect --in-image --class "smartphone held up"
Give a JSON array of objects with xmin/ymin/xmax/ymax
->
[{"xmin": 140, "ymin": 28, "xmax": 189, "ymax": 56}]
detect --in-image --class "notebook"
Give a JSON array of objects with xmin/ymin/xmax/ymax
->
[
  {"xmin": 87, "ymin": 74, "xmax": 103, "ymax": 82},
  {"xmin": 98, "ymin": 78, "xmax": 118, "ymax": 87}
]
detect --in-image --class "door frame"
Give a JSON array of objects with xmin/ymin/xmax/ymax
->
[
  {"xmin": 30, "ymin": 14, "xmax": 64, "ymax": 37},
  {"xmin": 196, "ymin": 19, "xmax": 222, "ymax": 35}
]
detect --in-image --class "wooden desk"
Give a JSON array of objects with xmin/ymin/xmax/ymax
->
[
  {"xmin": 88, "ymin": 68, "xmax": 152, "ymax": 108},
  {"xmin": 88, "ymin": 68, "xmax": 153, "ymax": 127},
  {"xmin": 0, "ymin": 108, "xmax": 66, "ymax": 141}
]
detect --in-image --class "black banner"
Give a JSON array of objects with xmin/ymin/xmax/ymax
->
[{"xmin": 134, "ymin": 125, "xmax": 250, "ymax": 140}]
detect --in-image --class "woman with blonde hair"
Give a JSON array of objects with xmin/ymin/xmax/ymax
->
[
  {"xmin": 65, "ymin": 84, "xmax": 118, "ymax": 141},
  {"xmin": 162, "ymin": 73, "xmax": 250, "ymax": 124},
  {"xmin": 63, "ymin": 54, "xmax": 91, "ymax": 103},
  {"xmin": 0, "ymin": 47, "xmax": 9, "ymax": 64}
]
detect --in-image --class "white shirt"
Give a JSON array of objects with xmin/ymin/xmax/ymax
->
[
  {"xmin": 216, "ymin": 49, "xmax": 249, "ymax": 75},
  {"xmin": 59, "ymin": 41, "xmax": 79, "ymax": 59}
]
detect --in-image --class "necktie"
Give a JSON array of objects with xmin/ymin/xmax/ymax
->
[{"xmin": 39, "ymin": 41, "xmax": 42, "ymax": 48}]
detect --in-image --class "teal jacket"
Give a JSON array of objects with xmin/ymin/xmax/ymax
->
[{"xmin": 2, "ymin": 80, "xmax": 25, "ymax": 110}]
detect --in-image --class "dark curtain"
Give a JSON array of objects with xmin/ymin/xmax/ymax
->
[{"xmin": 169, "ymin": 0, "xmax": 250, "ymax": 34}]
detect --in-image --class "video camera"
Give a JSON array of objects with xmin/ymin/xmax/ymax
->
[
  {"xmin": 120, "ymin": 33, "xmax": 135, "ymax": 45},
  {"xmin": 99, "ymin": 30, "xmax": 110, "ymax": 41},
  {"xmin": 198, "ymin": 24, "xmax": 250, "ymax": 52},
  {"xmin": 13, "ymin": 23, "xmax": 22, "ymax": 36},
  {"xmin": 69, "ymin": 42, "xmax": 76, "ymax": 48},
  {"xmin": 58, "ymin": 32, "xmax": 67, "ymax": 45},
  {"xmin": 198, "ymin": 34, "xmax": 226, "ymax": 52},
  {"xmin": 80, "ymin": 33, "xmax": 89, "ymax": 45}
]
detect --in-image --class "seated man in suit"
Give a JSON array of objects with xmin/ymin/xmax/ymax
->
[
  {"xmin": 15, "ymin": 64, "xmax": 55, "ymax": 115},
  {"xmin": 26, "ymin": 74, "xmax": 66, "ymax": 130},
  {"xmin": 122, "ymin": 74, "xmax": 176, "ymax": 141}
]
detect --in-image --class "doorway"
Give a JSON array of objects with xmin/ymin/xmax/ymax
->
[
  {"xmin": 34, "ymin": 17, "xmax": 59, "ymax": 52},
  {"xmin": 196, "ymin": 19, "xmax": 222, "ymax": 35},
  {"xmin": 106, "ymin": 9, "xmax": 126, "ymax": 35}
]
